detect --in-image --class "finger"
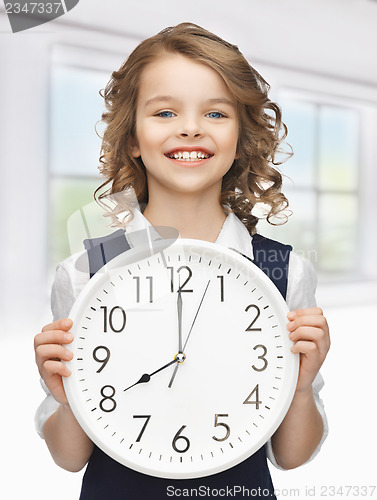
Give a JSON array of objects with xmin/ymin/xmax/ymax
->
[
  {"xmin": 35, "ymin": 345, "xmax": 73, "ymax": 376},
  {"xmin": 41, "ymin": 318, "xmax": 72, "ymax": 333},
  {"xmin": 35, "ymin": 343, "xmax": 74, "ymax": 367},
  {"xmin": 287, "ymin": 314, "xmax": 328, "ymax": 332},
  {"xmin": 34, "ymin": 330, "xmax": 73, "ymax": 350},
  {"xmin": 289, "ymin": 326, "xmax": 324, "ymax": 342},
  {"xmin": 288, "ymin": 326, "xmax": 329, "ymax": 354},
  {"xmin": 291, "ymin": 340, "xmax": 320, "ymax": 357},
  {"xmin": 288, "ymin": 307, "xmax": 323, "ymax": 319},
  {"xmin": 42, "ymin": 359, "xmax": 71, "ymax": 379}
]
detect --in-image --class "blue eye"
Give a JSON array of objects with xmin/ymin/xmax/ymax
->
[
  {"xmin": 156, "ymin": 111, "xmax": 175, "ymax": 118},
  {"xmin": 206, "ymin": 111, "xmax": 226, "ymax": 119}
]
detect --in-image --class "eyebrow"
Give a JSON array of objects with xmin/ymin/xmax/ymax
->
[{"xmin": 144, "ymin": 95, "xmax": 236, "ymax": 108}]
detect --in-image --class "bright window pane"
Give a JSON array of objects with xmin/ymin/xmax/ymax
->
[
  {"xmin": 318, "ymin": 107, "xmax": 359, "ymax": 191},
  {"xmin": 318, "ymin": 193, "xmax": 358, "ymax": 273},
  {"xmin": 50, "ymin": 65, "xmax": 108, "ymax": 177},
  {"xmin": 50, "ymin": 178, "xmax": 100, "ymax": 265},
  {"xmin": 280, "ymin": 100, "xmax": 316, "ymax": 188},
  {"xmin": 257, "ymin": 189, "xmax": 316, "ymax": 261},
  {"xmin": 49, "ymin": 64, "xmax": 106, "ymax": 267}
]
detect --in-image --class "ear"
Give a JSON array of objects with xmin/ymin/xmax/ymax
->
[{"xmin": 129, "ymin": 135, "xmax": 141, "ymax": 158}]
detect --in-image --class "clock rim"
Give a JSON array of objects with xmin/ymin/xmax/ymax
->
[{"xmin": 63, "ymin": 238, "xmax": 299, "ymax": 479}]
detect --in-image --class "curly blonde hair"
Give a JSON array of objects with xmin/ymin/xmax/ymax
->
[{"xmin": 96, "ymin": 22, "xmax": 291, "ymax": 233}]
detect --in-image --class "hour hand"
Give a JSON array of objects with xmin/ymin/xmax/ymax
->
[
  {"xmin": 124, "ymin": 358, "xmax": 178, "ymax": 392},
  {"xmin": 168, "ymin": 363, "xmax": 179, "ymax": 389}
]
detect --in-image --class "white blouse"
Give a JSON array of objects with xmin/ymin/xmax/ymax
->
[{"xmin": 35, "ymin": 211, "xmax": 328, "ymax": 469}]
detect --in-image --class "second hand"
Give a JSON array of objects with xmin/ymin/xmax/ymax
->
[{"xmin": 168, "ymin": 279, "xmax": 211, "ymax": 388}]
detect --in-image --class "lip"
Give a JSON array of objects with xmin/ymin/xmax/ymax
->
[
  {"xmin": 165, "ymin": 156, "xmax": 212, "ymax": 167},
  {"xmin": 164, "ymin": 146, "xmax": 214, "ymax": 156},
  {"xmin": 165, "ymin": 146, "xmax": 214, "ymax": 156}
]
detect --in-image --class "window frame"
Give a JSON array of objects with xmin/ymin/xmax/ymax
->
[
  {"xmin": 278, "ymin": 89, "xmax": 363, "ymax": 279},
  {"xmin": 47, "ymin": 44, "xmax": 131, "ymax": 268},
  {"xmin": 249, "ymin": 60, "xmax": 377, "ymax": 304},
  {"xmin": 277, "ymin": 87, "xmax": 377, "ymax": 284}
]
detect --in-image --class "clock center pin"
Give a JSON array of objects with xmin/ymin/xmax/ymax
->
[{"xmin": 174, "ymin": 352, "xmax": 186, "ymax": 364}]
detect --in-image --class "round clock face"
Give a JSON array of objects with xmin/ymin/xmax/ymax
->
[{"xmin": 63, "ymin": 238, "xmax": 298, "ymax": 479}]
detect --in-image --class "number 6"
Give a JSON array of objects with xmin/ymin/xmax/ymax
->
[{"xmin": 172, "ymin": 425, "xmax": 190, "ymax": 453}]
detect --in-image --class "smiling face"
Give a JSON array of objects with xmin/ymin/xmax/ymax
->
[{"xmin": 131, "ymin": 53, "xmax": 239, "ymax": 202}]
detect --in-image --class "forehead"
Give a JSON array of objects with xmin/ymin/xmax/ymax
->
[{"xmin": 137, "ymin": 53, "xmax": 236, "ymax": 105}]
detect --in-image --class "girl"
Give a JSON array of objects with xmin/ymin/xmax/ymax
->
[{"xmin": 34, "ymin": 23, "xmax": 330, "ymax": 499}]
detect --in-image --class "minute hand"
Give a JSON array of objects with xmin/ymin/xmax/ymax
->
[
  {"xmin": 177, "ymin": 286, "xmax": 183, "ymax": 353},
  {"xmin": 182, "ymin": 279, "xmax": 211, "ymax": 351},
  {"xmin": 168, "ymin": 280, "xmax": 211, "ymax": 388}
]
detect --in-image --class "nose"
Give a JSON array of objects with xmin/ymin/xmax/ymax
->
[{"xmin": 177, "ymin": 115, "xmax": 203, "ymax": 138}]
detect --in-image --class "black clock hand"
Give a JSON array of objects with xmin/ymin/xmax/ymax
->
[
  {"xmin": 168, "ymin": 286, "xmax": 184, "ymax": 389},
  {"xmin": 177, "ymin": 286, "xmax": 183, "ymax": 354},
  {"xmin": 168, "ymin": 280, "xmax": 211, "ymax": 388},
  {"xmin": 124, "ymin": 358, "xmax": 179, "ymax": 392}
]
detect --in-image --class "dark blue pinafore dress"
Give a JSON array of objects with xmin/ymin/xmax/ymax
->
[{"xmin": 79, "ymin": 231, "xmax": 292, "ymax": 500}]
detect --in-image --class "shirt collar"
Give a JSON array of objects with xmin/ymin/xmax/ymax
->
[
  {"xmin": 124, "ymin": 210, "xmax": 254, "ymax": 261},
  {"xmin": 216, "ymin": 212, "xmax": 254, "ymax": 260}
]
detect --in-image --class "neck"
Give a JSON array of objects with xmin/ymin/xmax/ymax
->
[{"xmin": 143, "ymin": 191, "xmax": 226, "ymax": 243}]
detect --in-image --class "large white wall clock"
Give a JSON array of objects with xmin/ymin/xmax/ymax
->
[{"xmin": 63, "ymin": 238, "xmax": 299, "ymax": 479}]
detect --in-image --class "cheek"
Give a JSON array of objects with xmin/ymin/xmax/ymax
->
[
  {"xmin": 221, "ymin": 128, "xmax": 239, "ymax": 158},
  {"xmin": 131, "ymin": 129, "xmax": 151, "ymax": 159},
  {"xmin": 137, "ymin": 124, "xmax": 166, "ymax": 152}
]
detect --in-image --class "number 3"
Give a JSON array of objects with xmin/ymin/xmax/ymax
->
[{"xmin": 252, "ymin": 344, "xmax": 268, "ymax": 372}]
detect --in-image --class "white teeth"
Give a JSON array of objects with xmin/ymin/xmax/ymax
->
[{"xmin": 168, "ymin": 151, "xmax": 211, "ymax": 161}]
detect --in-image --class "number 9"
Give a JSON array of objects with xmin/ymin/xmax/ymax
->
[{"xmin": 93, "ymin": 346, "xmax": 111, "ymax": 373}]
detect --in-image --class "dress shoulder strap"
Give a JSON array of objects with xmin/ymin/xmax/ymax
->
[
  {"xmin": 251, "ymin": 233, "xmax": 292, "ymax": 299},
  {"xmin": 84, "ymin": 229, "xmax": 130, "ymax": 278}
]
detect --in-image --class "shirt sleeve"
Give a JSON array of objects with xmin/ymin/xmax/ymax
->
[
  {"xmin": 266, "ymin": 251, "xmax": 329, "ymax": 469},
  {"xmin": 34, "ymin": 262, "xmax": 77, "ymax": 438},
  {"xmin": 51, "ymin": 262, "xmax": 79, "ymax": 320}
]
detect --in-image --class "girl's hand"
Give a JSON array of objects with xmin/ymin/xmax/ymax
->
[
  {"xmin": 34, "ymin": 318, "xmax": 74, "ymax": 405},
  {"xmin": 287, "ymin": 307, "xmax": 330, "ymax": 393}
]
